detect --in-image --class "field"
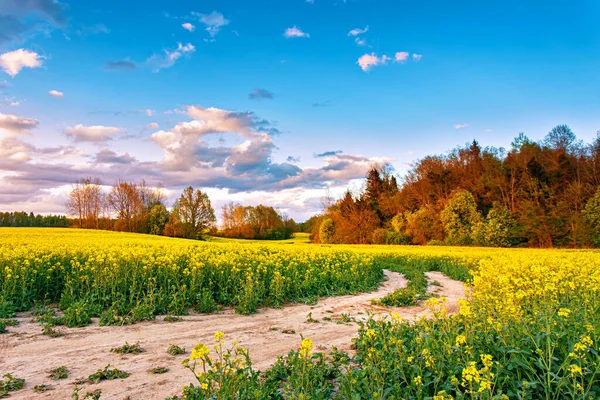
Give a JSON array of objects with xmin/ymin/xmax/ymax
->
[{"xmin": 1, "ymin": 228, "xmax": 599, "ymax": 399}]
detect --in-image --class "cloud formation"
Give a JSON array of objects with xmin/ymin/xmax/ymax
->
[
  {"xmin": 348, "ymin": 26, "xmax": 368, "ymax": 36},
  {"xmin": 182, "ymin": 22, "xmax": 195, "ymax": 32},
  {"xmin": 0, "ymin": 113, "xmax": 39, "ymax": 135},
  {"xmin": 357, "ymin": 53, "xmax": 390, "ymax": 72},
  {"xmin": 454, "ymin": 123, "xmax": 469, "ymax": 129},
  {"xmin": 48, "ymin": 90, "xmax": 64, "ymax": 98},
  {"xmin": 284, "ymin": 26, "xmax": 310, "ymax": 38},
  {"xmin": 105, "ymin": 59, "xmax": 136, "ymax": 71},
  {"xmin": 147, "ymin": 43, "xmax": 195, "ymax": 72},
  {"xmin": 315, "ymin": 150, "xmax": 342, "ymax": 158},
  {"xmin": 65, "ymin": 124, "xmax": 124, "ymax": 143},
  {"xmin": 193, "ymin": 11, "xmax": 229, "ymax": 37},
  {"xmin": 0, "ymin": 49, "xmax": 43, "ymax": 77},
  {"xmin": 0, "ymin": 0, "xmax": 68, "ymax": 44},
  {"xmin": 249, "ymin": 88, "xmax": 274, "ymax": 100}
]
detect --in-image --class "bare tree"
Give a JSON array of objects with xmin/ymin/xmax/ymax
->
[{"xmin": 66, "ymin": 177, "xmax": 105, "ymax": 229}]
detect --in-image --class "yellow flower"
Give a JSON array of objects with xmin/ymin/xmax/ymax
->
[
  {"xmin": 413, "ymin": 375, "xmax": 423, "ymax": 386},
  {"xmin": 299, "ymin": 338, "xmax": 313, "ymax": 357},
  {"xmin": 190, "ymin": 343, "xmax": 210, "ymax": 361},
  {"xmin": 557, "ymin": 308, "xmax": 571, "ymax": 317},
  {"xmin": 214, "ymin": 331, "xmax": 225, "ymax": 344}
]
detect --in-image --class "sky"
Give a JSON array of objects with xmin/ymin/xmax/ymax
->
[{"xmin": 0, "ymin": 0, "xmax": 599, "ymax": 221}]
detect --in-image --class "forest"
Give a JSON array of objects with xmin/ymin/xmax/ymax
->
[{"xmin": 310, "ymin": 125, "xmax": 600, "ymax": 247}]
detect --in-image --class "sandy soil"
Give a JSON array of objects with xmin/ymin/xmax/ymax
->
[{"xmin": 1, "ymin": 270, "xmax": 465, "ymax": 400}]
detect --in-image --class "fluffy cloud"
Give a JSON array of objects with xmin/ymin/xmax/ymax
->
[
  {"xmin": 0, "ymin": 113, "xmax": 39, "ymax": 135},
  {"xmin": 193, "ymin": 11, "xmax": 229, "ymax": 37},
  {"xmin": 355, "ymin": 37, "xmax": 367, "ymax": 46},
  {"xmin": 105, "ymin": 59, "xmax": 136, "ymax": 70},
  {"xmin": 65, "ymin": 124, "xmax": 124, "ymax": 142},
  {"xmin": 454, "ymin": 123, "xmax": 469, "ymax": 129},
  {"xmin": 357, "ymin": 53, "xmax": 390, "ymax": 72},
  {"xmin": 146, "ymin": 122, "xmax": 159, "ymax": 130},
  {"xmin": 48, "ymin": 90, "xmax": 64, "ymax": 98},
  {"xmin": 0, "ymin": 49, "xmax": 43, "ymax": 77},
  {"xmin": 249, "ymin": 88, "xmax": 274, "ymax": 100},
  {"xmin": 147, "ymin": 43, "xmax": 195, "ymax": 72},
  {"xmin": 348, "ymin": 26, "xmax": 368, "ymax": 36},
  {"xmin": 358, "ymin": 52, "xmax": 422, "ymax": 71},
  {"xmin": 0, "ymin": 106, "xmax": 395, "ymax": 220},
  {"xmin": 395, "ymin": 52, "xmax": 409, "ymax": 62},
  {"xmin": 182, "ymin": 23, "xmax": 195, "ymax": 32},
  {"xmin": 94, "ymin": 149, "xmax": 137, "ymax": 164},
  {"xmin": 284, "ymin": 26, "xmax": 310, "ymax": 38}
]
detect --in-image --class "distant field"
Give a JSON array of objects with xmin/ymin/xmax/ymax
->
[{"xmin": 1, "ymin": 228, "xmax": 599, "ymax": 398}]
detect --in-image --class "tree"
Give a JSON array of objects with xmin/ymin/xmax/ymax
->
[
  {"xmin": 171, "ymin": 186, "xmax": 216, "ymax": 239},
  {"xmin": 108, "ymin": 180, "xmax": 143, "ymax": 232},
  {"xmin": 440, "ymin": 190, "xmax": 481, "ymax": 245},
  {"xmin": 584, "ymin": 188, "xmax": 600, "ymax": 246},
  {"xmin": 404, "ymin": 205, "xmax": 444, "ymax": 245},
  {"xmin": 148, "ymin": 203, "xmax": 169, "ymax": 235},
  {"xmin": 319, "ymin": 218, "xmax": 335, "ymax": 244},
  {"xmin": 66, "ymin": 177, "xmax": 105, "ymax": 229},
  {"xmin": 473, "ymin": 204, "xmax": 519, "ymax": 247}
]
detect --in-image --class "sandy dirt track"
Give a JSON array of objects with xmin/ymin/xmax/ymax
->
[{"xmin": 1, "ymin": 271, "xmax": 465, "ymax": 399}]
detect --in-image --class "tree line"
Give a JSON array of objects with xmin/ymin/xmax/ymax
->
[
  {"xmin": 66, "ymin": 179, "xmax": 216, "ymax": 240},
  {"xmin": 313, "ymin": 125, "xmax": 600, "ymax": 248},
  {"xmin": 219, "ymin": 202, "xmax": 296, "ymax": 240},
  {"xmin": 0, "ymin": 212, "xmax": 69, "ymax": 228},
  {"xmin": 64, "ymin": 179, "xmax": 296, "ymax": 240}
]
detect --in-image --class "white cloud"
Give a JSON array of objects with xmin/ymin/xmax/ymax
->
[
  {"xmin": 284, "ymin": 26, "xmax": 310, "ymax": 38},
  {"xmin": 145, "ymin": 109, "xmax": 154, "ymax": 117},
  {"xmin": 48, "ymin": 90, "xmax": 64, "ymax": 98},
  {"xmin": 348, "ymin": 26, "xmax": 368, "ymax": 36},
  {"xmin": 412, "ymin": 53, "xmax": 423, "ymax": 61},
  {"xmin": 355, "ymin": 37, "xmax": 367, "ymax": 46},
  {"xmin": 454, "ymin": 123, "xmax": 469, "ymax": 129},
  {"xmin": 65, "ymin": 124, "xmax": 124, "ymax": 142},
  {"xmin": 0, "ymin": 113, "xmax": 38, "ymax": 135},
  {"xmin": 146, "ymin": 122, "xmax": 159, "ymax": 130},
  {"xmin": 147, "ymin": 43, "xmax": 195, "ymax": 72},
  {"xmin": 357, "ymin": 53, "xmax": 390, "ymax": 72},
  {"xmin": 0, "ymin": 49, "xmax": 43, "ymax": 77},
  {"xmin": 9, "ymin": 101, "xmax": 19, "ymax": 107},
  {"xmin": 182, "ymin": 22, "xmax": 196, "ymax": 32},
  {"xmin": 194, "ymin": 11, "xmax": 230, "ymax": 37},
  {"xmin": 395, "ymin": 52, "xmax": 409, "ymax": 62}
]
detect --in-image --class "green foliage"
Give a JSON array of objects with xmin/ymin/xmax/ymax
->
[
  {"xmin": 319, "ymin": 218, "xmax": 335, "ymax": 244},
  {"xmin": 379, "ymin": 287, "xmax": 417, "ymax": 306},
  {"xmin": 0, "ymin": 374, "xmax": 25, "ymax": 397},
  {"xmin": 48, "ymin": 366, "xmax": 69, "ymax": 380},
  {"xmin": 167, "ymin": 344, "xmax": 186, "ymax": 356},
  {"xmin": 473, "ymin": 204, "xmax": 518, "ymax": 247},
  {"xmin": 33, "ymin": 384, "xmax": 54, "ymax": 393},
  {"xmin": 584, "ymin": 188, "xmax": 600, "ymax": 246},
  {"xmin": 148, "ymin": 203, "xmax": 169, "ymax": 236},
  {"xmin": 195, "ymin": 289, "xmax": 218, "ymax": 314},
  {"xmin": 149, "ymin": 366, "xmax": 169, "ymax": 374},
  {"xmin": 63, "ymin": 300, "xmax": 92, "ymax": 328},
  {"xmin": 441, "ymin": 190, "xmax": 482, "ymax": 244},
  {"xmin": 88, "ymin": 365, "xmax": 130, "ymax": 384},
  {"xmin": 110, "ymin": 341, "xmax": 145, "ymax": 355}
]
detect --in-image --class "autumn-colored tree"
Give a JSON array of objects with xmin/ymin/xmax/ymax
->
[
  {"xmin": 170, "ymin": 186, "xmax": 216, "ymax": 239},
  {"xmin": 66, "ymin": 177, "xmax": 105, "ymax": 229}
]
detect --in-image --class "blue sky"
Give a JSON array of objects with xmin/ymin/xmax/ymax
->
[{"xmin": 0, "ymin": 0, "xmax": 599, "ymax": 220}]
